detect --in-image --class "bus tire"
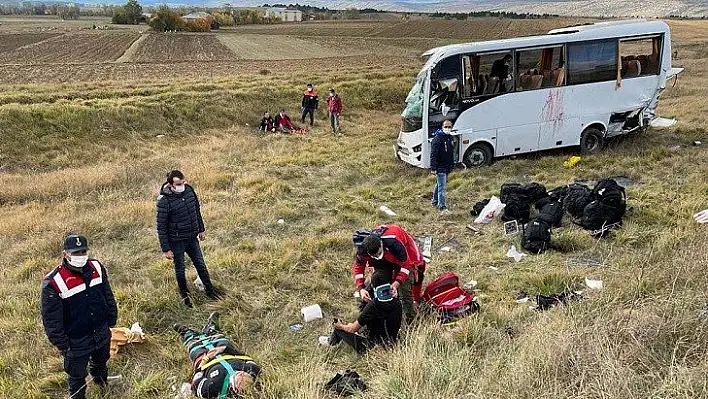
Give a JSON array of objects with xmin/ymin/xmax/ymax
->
[
  {"xmin": 580, "ymin": 127, "xmax": 604, "ymax": 154},
  {"xmin": 463, "ymin": 143, "xmax": 493, "ymax": 168}
]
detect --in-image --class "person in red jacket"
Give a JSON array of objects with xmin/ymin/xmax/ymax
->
[
  {"xmin": 351, "ymin": 224, "xmax": 426, "ymax": 322},
  {"xmin": 326, "ymin": 88, "xmax": 343, "ymax": 134}
]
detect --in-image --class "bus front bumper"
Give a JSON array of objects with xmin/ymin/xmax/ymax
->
[{"xmin": 394, "ymin": 140, "xmax": 423, "ymax": 167}]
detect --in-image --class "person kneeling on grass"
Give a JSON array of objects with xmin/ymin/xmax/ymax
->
[
  {"xmin": 275, "ymin": 109, "xmax": 295, "ymax": 133},
  {"xmin": 174, "ymin": 312, "xmax": 261, "ymax": 399},
  {"xmin": 328, "ymin": 271, "xmax": 403, "ymax": 354},
  {"xmin": 259, "ymin": 112, "xmax": 276, "ymax": 132}
]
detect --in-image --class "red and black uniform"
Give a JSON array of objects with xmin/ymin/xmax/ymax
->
[
  {"xmin": 351, "ymin": 224, "xmax": 426, "ymax": 305},
  {"xmin": 41, "ymin": 259, "xmax": 118, "ymax": 399}
]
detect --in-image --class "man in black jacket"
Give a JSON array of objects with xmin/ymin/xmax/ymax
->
[
  {"xmin": 328, "ymin": 271, "xmax": 402, "ymax": 354},
  {"xmin": 430, "ymin": 120, "xmax": 455, "ymax": 212},
  {"xmin": 156, "ymin": 170, "xmax": 219, "ymax": 308},
  {"xmin": 41, "ymin": 234, "xmax": 118, "ymax": 399}
]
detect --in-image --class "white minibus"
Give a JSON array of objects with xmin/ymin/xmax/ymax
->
[{"xmin": 395, "ymin": 19, "xmax": 684, "ymax": 168}]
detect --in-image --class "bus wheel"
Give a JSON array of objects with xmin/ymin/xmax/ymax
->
[
  {"xmin": 580, "ymin": 127, "xmax": 604, "ymax": 154},
  {"xmin": 463, "ymin": 143, "xmax": 493, "ymax": 168}
]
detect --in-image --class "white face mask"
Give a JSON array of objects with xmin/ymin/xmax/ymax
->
[
  {"xmin": 443, "ymin": 127, "xmax": 452, "ymax": 134},
  {"xmin": 307, "ymin": 87, "xmax": 313, "ymax": 92},
  {"xmin": 371, "ymin": 249, "xmax": 384, "ymax": 260},
  {"xmin": 68, "ymin": 255, "xmax": 88, "ymax": 269},
  {"xmin": 172, "ymin": 184, "xmax": 186, "ymax": 193}
]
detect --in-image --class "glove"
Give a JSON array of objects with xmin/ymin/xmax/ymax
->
[{"xmin": 694, "ymin": 209, "xmax": 708, "ymax": 224}]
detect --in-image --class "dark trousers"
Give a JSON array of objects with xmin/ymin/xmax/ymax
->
[
  {"xmin": 170, "ymin": 237, "xmax": 213, "ymax": 297},
  {"xmin": 301, "ymin": 107, "xmax": 315, "ymax": 125},
  {"xmin": 63, "ymin": 343, "xmax": 110, "ymax": 399},
  {"xmin": 333, "ymin": 329, "xmax": 372, "ymax": 355}
]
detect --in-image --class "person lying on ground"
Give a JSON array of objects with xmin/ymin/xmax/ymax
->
[
  {"xmin": 275, "ymin": 109, "xmax": 295, "ymax": 133},
  {"xmin": 329, "ymin": 271, "xmax": 402, "ymax": 354},
  {"xmin": 259, "ymin": 112, "xmax": 276, "ymax": 132},
  {"xmin": 352, "ymin": 224, "xmax": 426, "ymax": 323},
  {"xmin": 174, "ymin": 312, "xmax": 261, "ymax": 399}
]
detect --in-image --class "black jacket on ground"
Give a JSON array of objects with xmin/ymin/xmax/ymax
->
[
  {"xmin": 430, "ymin": 130, "xmax": 455, "ymax": 174},
  {"xmin": 41, "ymin": 260, "xmax": 118, "ymax": 357},
  {"xmin": 156, "ymin": 183, "xmax": 205, "ymax": 252}
]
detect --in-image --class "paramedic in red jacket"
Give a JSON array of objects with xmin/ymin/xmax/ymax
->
[{"xmin": 352, "ymin": 224, "xmax": 425, "ymax": 322}]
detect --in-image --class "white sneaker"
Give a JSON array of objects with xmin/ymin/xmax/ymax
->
[{"xmin": 440, "ymin": 209, "xmax": 452, "ymax": 216}]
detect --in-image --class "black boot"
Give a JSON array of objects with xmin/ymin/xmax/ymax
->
[
  {"xmin": 181, "ymin": 295, "xmax": 193, "ymax": 308},
  {"xmin": 203, "ymin": 312, "xmax": 221, "ymax": 334},
  {"xmin": 205, "ymin": 286, "xmax": 222, "ymax": 300}
]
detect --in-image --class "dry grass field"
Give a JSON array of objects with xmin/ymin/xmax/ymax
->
[{"xmin": 0, "ymin": 16, "xmax": 707, "ymax": 399}]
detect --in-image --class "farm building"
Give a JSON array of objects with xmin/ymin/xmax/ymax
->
[
  {"xmin": 183, "ymin": 11, "xmax": 211, "ymax": 21},
  {"xmin": 263, "ymin": 7, "xmax": 302, "ymax": 22}
]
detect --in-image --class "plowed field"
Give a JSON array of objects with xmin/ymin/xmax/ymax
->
[
  {"xmin": 0, "ymin": 32, "xmax": 139, "ymax": 64},
  {"xmin": 0, "ymin": 32, "xmax": 59, "ymax": 54},
  {"xmin": 127, "ymin": 33, "xmax": 235, "ymax": 62}
]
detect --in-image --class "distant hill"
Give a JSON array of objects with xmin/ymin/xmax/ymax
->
[{"xmin": 74, "ymin": 0, "xmax": 707, "ymax": 18}]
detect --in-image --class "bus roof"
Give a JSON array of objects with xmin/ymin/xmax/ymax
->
[{"xmin": 422, "ymin": 19, "xmax": 670, "ymax": 69}]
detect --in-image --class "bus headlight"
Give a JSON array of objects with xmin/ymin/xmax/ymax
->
[{"xmin": 412, "ymin": 144, "xmax": 422, "ymax": 153}]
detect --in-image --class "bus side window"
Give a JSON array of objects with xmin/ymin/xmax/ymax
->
[
  {"xmin": 619, "ymin": 36, "xmax": 662, "ymax": 79},
  {"xmin": 463, "ymin": 52, "xmax": 514, "ymax": 97},
  {"xmin": 567, "ymin": 40, "xmax": 618, "ymax": 85},
  {"xmin": 516, "ymin": 46, "xmax": 565, "ymax": 91}
]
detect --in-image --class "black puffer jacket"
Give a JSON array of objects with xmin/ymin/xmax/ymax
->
[
  {"xmin": 156, "ymin": 183, "xmax": 205, "ymax": 252},
  {"xmin": 430, "ymin": 129, "xmax": 455, "ymax": 174}
]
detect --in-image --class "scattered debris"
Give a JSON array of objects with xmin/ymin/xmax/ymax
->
[
  {"xmin": 584, "ymin": 277, "xmax": 604, "ymax": 290},
  {"xmin": 694, "ymin": 209, "xmax": 708, "ymax": 224},
  {"xmin": 693, "ymin": 141, "xmax": 702, "ymax": 146},
  {"xmin": 289, "ymin": 323, "xmax": 303, "ymax": 332},
  {"xmin": 463, "ymin": 280, "xmax": 478, "ymax": 291},
  {"xmin": 649, "ymin": 117, "xmax": 677, "ymax": 128},
  {"xmin": 325, "ymin": 370, "xmax": 367, "ymax": 396},
  {"xmin": 668, "ymin": 144, "xmax": 681, "ymax": 151},
  {"xmin": 156, "ymin": 134, "xmax": 165, "ymax": 138},
  {"xmin": 301, "ymin": 304, "xmax": 323, "ymax": 322},
  {"xmin": 488, "ymin": 266, "xmax": 499, "ymax": 271},
  {"xmin": 110, "ymin": 323, "xmax": 146, "ymax": 358},
  {"xmin": 506, "ymin": 245, "xmax": 527, "ymax": 262},
  {"xmin": 353, "ymin": 291, "xmax": 360, "ymax": 298},
  {"xmin": 503, "ymin": 220, "xmax": 520, "ymax": 236},
  {"xmin": 194, "ymin": 276, "xmax": 205, "ymax": 291},
  {"xmin": 379, "ymin": 205, "xmax": 397, "ymax": 217},
  {"xmin": 277, "ymin": 218, "xmax": 285, "ymax": 225},
  {"xmin": 563, "ymin": 156, "xmax": 581, "ymax": 167},
  {"xmin": 465, "ymin": 224, "xmax": 483, "ymax": 235},
  {"xmin": 532, "ymin": 291, "xmax": 583, "ymax": 311},
  {"xmin": 318, "ymin": 336, "xmax": 330, "ymax": 346},
  {"xmin": 107, "ymin": 375, "xmax": 122, "ymax": 381},
  {"xmin": 436, "ymin": 238, "xmax": 463, "ymax": 253}
]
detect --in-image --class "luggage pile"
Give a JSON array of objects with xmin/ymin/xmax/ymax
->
[{"xmin": 473, "ymin": 178, "xmax": 629, "ymax": 254}]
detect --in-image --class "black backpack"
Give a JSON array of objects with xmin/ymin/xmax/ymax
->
[
  {"xmin": 470, "ymin": 198, "xmax": 491, "ymax": 217},
  {"xmin": 501, "ymin": 191, "xmax": 531, "ymax": 223},
  {"xmin": 522, "ymin": 182, "xmax": 548, "ymax": 205},
  {"xmin": 500, "ymin": 183, "xmax": 523, "ymax": 205},
  {"xmin": 563, "ymin": 183, "xmax": 592, "ymax": 219},
  {"xmin": 547, "ymin": 186, "xmax": 568, "ymax": 203},
  {"xmin": 324, "ymin": 370, "xmax": 367, "ymax": 396},
  {"xmin": 592, "ymin": 178, "xmax": 627, "ymax": 217},
  {"xmin": 522, "ymin": 218, "xmax": 551, "ymax": 254},
  {"xmin": 535, "ymin": 198, "xmax": 564, "ymax": 228},
  {"xmin": 580, "ymin": 200, "xmax": 622, "ymax": 231}
]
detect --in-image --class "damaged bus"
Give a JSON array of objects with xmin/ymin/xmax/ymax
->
[{"xmin": 396, "ymin": 19, "xmax": 684, "ymax": 168}]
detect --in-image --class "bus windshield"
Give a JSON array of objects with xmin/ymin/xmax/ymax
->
[{"xmin": 401, "ymin": 73, "xmax": 426, "ymax": 132}]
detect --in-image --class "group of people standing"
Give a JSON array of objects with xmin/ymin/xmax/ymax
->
[
  {"xmin": 259, "ymin": 83, "xmax": 343, "ymax": 134},
  {"xmin": 40, "ymin": 163, "xmax": 431, "ymax": 398}
]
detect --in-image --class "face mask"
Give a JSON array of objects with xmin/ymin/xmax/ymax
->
[
  {"xmin": 307, "ymin": 87, "xmax": 313, "ymax": 92},
  {"xmin": 172, "ymin": 184, "xmax": 186, "ymax": 193},
  {"xmin": 443, "ymin": 127, "xmax": 452, "ymax": 134},
  {"xmin": 68, "ymin": 255, "xmax": 88, "ymax": 269},
  {"xmin": 329, "ymin": 93, "xmax": 334, "ymax": 97}
]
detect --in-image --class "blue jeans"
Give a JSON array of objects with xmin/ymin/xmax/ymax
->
[
  {"xmin": 431, "ymin": 172, "xmax": 448, "ymax": 209},
  {"xmin": 170, "ymin": 237, "xmax": 212, "ymax": 296}
]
